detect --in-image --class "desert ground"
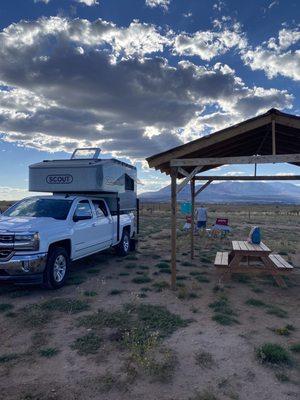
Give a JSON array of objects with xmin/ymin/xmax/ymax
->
[{"xmin": 0, "ymin": 203, "xmax": 299, "ymax": 400}]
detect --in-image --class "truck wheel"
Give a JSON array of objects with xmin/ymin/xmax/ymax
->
[
  {"xmin": 43, "ymin": 247, "xmax": 70, "ymax": 289},
  {"xmin": 116, "ymin": 230, "xmax": 130, "ymax": 256}
]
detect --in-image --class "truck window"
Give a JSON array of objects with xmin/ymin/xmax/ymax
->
[
  {"xmin": 74, "ymin": 200, "xmax": 92, "ymax": 218},
  {"xmin": 3, "ymin": 198, "xmax": 73, "ymax": 220},
  {"xmin": 92, "ymin": 200, "xmax": 108, "ymax": 218}
]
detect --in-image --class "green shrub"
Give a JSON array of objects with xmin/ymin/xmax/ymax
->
[
  {"xmin": 195, "ymin": 275, "xmax": 210, "ymax": 283},
  {"xmin": 212, "ymin": 313, "xmax": 238, "ymax": 326},
  {"xmin": 0, "ymin": 303, "xmax": 13, "ymax": 313},
  {"xmin": 71, "ymin": 333, "xmax": 102, "ymax": 355},
  {"xmin": 132, "ymin": 276, "xmax": 151, "ymax": 284},
  {"xmin": 152, "ymin": 281, "xmax": 169, "ymax": 292},
  {"xmin": 135, "ymin": 304, "xmax": 189, "ymax": 338},
  {"xmin": 125, "ymin": 263, "xmax": 136, "ymax": 269},
  {"xmin": 195, "ymin": 351, "xmax": 214, "ymax": 368},
  {"xmin": 275, "ymin": 372, "xmax": 289, "ymax": 382},
  {"xmin": 67, "ymin": 275, "xmax": 86, "ymax": 285},
  {"xmin": 266, "ymin": 306, "xmax": 288, "ymax": 318},
  {"xmin": 155, "ymin": 262, "xmax": 170, "ymax": 269},
  {"xmin": 290, "ymin": 343, "xmax": 300, "ymax": 353},
  {"xmin": 274, "ymin": 324, "xmax": 294, "ymax": 336},
  {"xmin": 256, "ymin": 343, "xmax": 291, "ymax": 364},
  {"xmin": 39, "ymin": 348, "xmax": 59, "ymax": 358},
  {"xmin": 245, "ymin": 298, "xmax": 266, "ymax": 307},
  {"xmin": 109, "ymin": 289, "xmax": 123, "ymax": 296},
  {"xmin": 78, "ymin": 308, "xmax": 130, "ymax": 330},
  {"xmin": 86, "ymin": 268, "xmax": 101, "ymax": 274},
  {"xmin": 41, "ymin": 298, "xmax": 89, "ymax": 314},
  {"xmin": 84, "ymin": 291, "xmax": 97, "ymax": 297}
]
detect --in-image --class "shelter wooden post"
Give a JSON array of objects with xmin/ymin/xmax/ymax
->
[
  {"xmin": 272, "ymin": 119, "xmax": 276, "ymax": 155},
  {"xmin": 190, "ymin": 178, "xmax": 195, "ymax": 259},
  {"xmin": 171, "ymin": 168, "xmax": 177, "ymax": 290}
]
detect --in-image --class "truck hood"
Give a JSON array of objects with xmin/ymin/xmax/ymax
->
[{"xmin": 0, "ymin": 216, "xmax": 66, "ymax": 233}]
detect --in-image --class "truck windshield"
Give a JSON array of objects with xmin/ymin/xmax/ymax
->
[{"xmin": 3, "ymin": 198, "xmax": 73, "ymax": 220}]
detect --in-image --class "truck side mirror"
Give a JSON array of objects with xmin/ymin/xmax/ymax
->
[{"xmin": 73, "ymin": 214, "xmax": 92, "ymax": 222}]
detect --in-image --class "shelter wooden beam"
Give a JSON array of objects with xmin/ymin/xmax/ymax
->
[
  {"xmin": 194, "ymin": 175, "xmax": 300, "ymax": 181},
  {"xmin": 178, "ymin": 167, "xmax": 189, "ymax": 177},
  {"xmin": 195, "ymin": 179, "xmax": 213, "ymax": 197},
  {"xmin": 170, "ymin": 168, "xmax": 177, "ymax": 290},
  {"xmin": 171, "ymin": 153, "xmax": 300, "ymax": 167},
  {"xmin": 177, "ymin": 166, "xmax": 203, "ymax": 194}
]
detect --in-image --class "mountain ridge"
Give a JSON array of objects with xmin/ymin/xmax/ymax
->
[{"xmin": 140, "ymin": 181, "xmax": 300, "ymax": 204}]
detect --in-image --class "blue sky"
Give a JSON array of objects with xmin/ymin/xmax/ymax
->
[{"xmin": 0, "ymin": 0, "xmax": 299, "ymax": 199}]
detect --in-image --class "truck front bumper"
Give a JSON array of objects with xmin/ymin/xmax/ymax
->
[{"xmin": 0, "ymin": 253, "xmax": 47, "ymax": 284}]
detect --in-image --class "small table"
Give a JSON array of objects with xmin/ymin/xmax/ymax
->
[{"xmin": 215, "ymin": 240, "xmax": 293, "ymax": 287}]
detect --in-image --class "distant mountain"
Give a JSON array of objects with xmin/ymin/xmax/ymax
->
[{"xmin": 140, "ymin": 181, "xmax": 300, "ymax": 204}]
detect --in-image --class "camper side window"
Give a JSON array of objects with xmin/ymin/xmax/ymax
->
[
  {"xmin": 125, "ymin": 174, "xmax": 134, "ymax": 191},
  {"xmin": 92, "ymin": 200, "xmax": 108, "ymax": 218}
]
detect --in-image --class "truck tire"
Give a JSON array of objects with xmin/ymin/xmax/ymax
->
[
  {"xmin": 43, "ymin": 247, "xmax": 70, "ymax": 289},
  {"xmin": 116, "ymin": 230, "xmax": 130, "ymax": 256}
]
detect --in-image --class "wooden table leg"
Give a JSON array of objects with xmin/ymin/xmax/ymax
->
[
  {"xmin": 260, "ymin": 256, "xmax": 287, "ymax": 288},
  {"xmin": 222, "ymin": 253, "xmax": 243, "ymax": 283}
]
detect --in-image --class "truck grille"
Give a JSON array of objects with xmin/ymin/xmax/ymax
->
[
  {"xmin": 0, "ymin": 250, "xmax": 13, "ymax": 261},
  {"xmin": 0, "ymin": 234, "xmax": 14, "ymax": 243}
]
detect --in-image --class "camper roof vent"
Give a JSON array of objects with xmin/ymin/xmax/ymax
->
[{"xmin": 71, "ymin": 147, "xmax": 101, "ymax": 160}]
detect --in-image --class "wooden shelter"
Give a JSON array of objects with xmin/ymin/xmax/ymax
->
[{"xmin": 146, "ymin": 108, "xmax": 300, "ymax": 289}]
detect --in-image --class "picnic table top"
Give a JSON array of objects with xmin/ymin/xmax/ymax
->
[{"xmin": 231, "ymin": 240, "xmax": 270, "ymax": 253}]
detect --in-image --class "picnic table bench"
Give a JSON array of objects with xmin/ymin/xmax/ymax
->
[{"xmin": 214, "ymin": 240, "xmax": 293, "ymax": 287}]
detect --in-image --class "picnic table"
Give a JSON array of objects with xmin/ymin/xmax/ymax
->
[{"xmin": 214, "ymin": 240, "xmax": 293, "ymax": 287}]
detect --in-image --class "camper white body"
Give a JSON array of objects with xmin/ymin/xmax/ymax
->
[{"xmin": 29, "ymin": 157, "xmax": 137, "ymax": 211}]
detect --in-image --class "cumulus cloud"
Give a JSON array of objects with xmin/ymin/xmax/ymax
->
[
  {"xmin": 173, "ymin": 21, "xmax": 247, "ymax": 61},
  {"xmin": 34, "ymin": 0, "xmax": 99, "ymax": 4},
  {"xmin": 77, "ymin": 0, "xmax": 99, "ymax": 5},
  {"xmin": 0, "ymin": 186, "xmax": 32, "ymax": 201},
  {"xmin": 242, "ymin": 26, "xmax": 300, "ymax": 81},
  {"xmin": 145, "ymin": 0, "xmax": 170, "ymax": 11},
  {"xmin": 0, "ymin": 16, "xmax": 293, "ymax": 160}
]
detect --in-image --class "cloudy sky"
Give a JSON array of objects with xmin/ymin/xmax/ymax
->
[{"xmin": 0, "ymin": 0, "xmax": 299, "ymax": 199}]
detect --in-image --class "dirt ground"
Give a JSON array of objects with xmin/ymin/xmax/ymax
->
[{"xmin": 0, "ymin": 204, "xmax": 299, "ymax": 400}]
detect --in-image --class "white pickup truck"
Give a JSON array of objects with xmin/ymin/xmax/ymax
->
[{"xmin": 0, "ymin": 195, "xmax": 136, "ymax": 288}]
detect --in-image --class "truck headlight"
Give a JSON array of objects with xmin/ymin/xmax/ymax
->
[{"xmin": 14, "ymin": 233, "xmax": 40, "ymax": 251}]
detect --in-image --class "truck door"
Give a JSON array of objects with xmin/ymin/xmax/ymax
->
[
  {"xmin": 72, "ymin": 200, "xmax": 98, "ymax": 258},
  {"xmin": 91, "ymin": 200, "xmax": 113, "ymax": 250}
]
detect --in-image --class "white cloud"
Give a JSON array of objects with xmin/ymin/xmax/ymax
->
[
  {"xmin": 173, "ymin": 21, "xmax": 247, "ymax": 61},
  {"xmin": 213, "ymin": 1, "xmax": 226, "ymax": 12},
  {"xmin": 223, "ymin": 171, "xmax": 244, "ymax": 176},
  {"xmin": 33, "ymin": 0, "xmax": 99, "ymax": 4},
  {"xmin": 0, "ymin": 16, "xmax": 293, "ymax": 161},
  {"xmin": 77, "ymin": 0, "xmax": 99, "ymax": 5},
  {"xmin": 2, "ymin": 17, "xmax": 169, "ymax": 60},
  {"xmin": 242, "ymin": 27, "xmax": 300, "ymax": 81},
  {"xmin": 0, "ymin": 186, "xmax": 31, "ymax": 201},
  {"xmin": 268, "ymin": 0, "xmax": 279, "ymax": 9},
  {"xmin": 145, "ymin": 0, "xmax": 170, "ymax": 11}
]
